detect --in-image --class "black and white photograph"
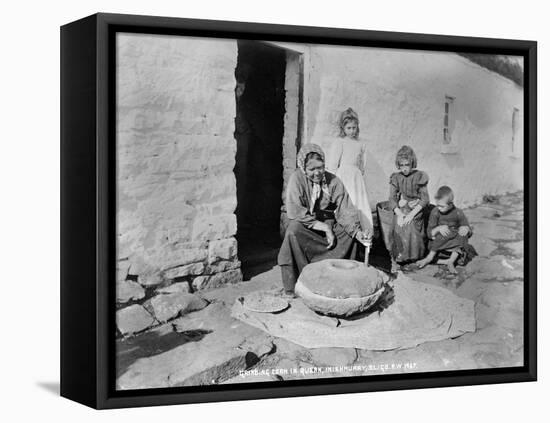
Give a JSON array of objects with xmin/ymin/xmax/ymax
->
[
  {"xmin": 4, "ymin": 0, "xmax": 549, "ymax": 418},
  {"xmin": 114, "ymin": 33, "xmax": 527, "ymax": 389}
]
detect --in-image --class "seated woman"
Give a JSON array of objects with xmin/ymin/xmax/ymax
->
[{"xmin": 277, "ymin": 143, "xmax": 372, "ymax": 297}]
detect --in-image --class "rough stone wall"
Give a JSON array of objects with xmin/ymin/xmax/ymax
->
[
  {"xmin": 116, "ymin": 33, "xmax": 241, "ymax": 297},
  {"xmin": 281, "ymin": 52, "xmax": 301, "ymax": 204},
  {"xmin": 304, "ymin": 46, "xmax": 524, "ymax": 208}
]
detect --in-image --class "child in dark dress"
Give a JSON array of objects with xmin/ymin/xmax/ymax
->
[
  {"xmin": 417, "ymin": 186, "xmax": 475, "ymax": 274},
  {"xmin": 384, "ymin": 145, "xmax": 430, "ymax": 273}
]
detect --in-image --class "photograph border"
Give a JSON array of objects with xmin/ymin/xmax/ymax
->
[{"xmin": 60, "ymin": 12, "xmax": 537, "ymax": 409}]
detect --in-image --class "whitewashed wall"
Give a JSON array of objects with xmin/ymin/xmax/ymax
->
[
  {"xmin": 116, "ymin": 34, "xmax": 241, "ymax": 289},
  {"xmin": 304, "ymin": 46, "xmax": 524, "ymax": 208}
]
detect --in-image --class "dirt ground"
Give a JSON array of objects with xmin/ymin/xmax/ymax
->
[{"xmin": 116, "ymin": 192, "xmax": 524, "ymax": 389}]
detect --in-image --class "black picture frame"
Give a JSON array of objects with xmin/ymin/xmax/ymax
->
[{"xmin": 60, "ymin": 12, "xmax": 537, "ymax": 409}]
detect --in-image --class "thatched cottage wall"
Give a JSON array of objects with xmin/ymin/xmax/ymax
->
[{"xmin": 305, "ymin": 46, "xmax": 524, "ymax": 208}]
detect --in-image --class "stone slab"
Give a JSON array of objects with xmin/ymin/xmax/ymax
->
[
  {"xmin": 163, "ymin": 262, "xmax": 205, "ymax": 279},
  {"xmin": 149, "ymin": 292, "xmax": 208, "ymax": 322},
  {"xmin": 156, "ymin": 282, "xmax": 191, "ymax": 295},
  {"xmin": 471, "ymin": 221, "xmax": 520, "ymax": 241},
  {"xmin": 463, "ymin": 206, "xmax": 503, "ymax": 222},
  {"xmin": 307, "ymin": 348, "xmax": 358, "ymax": 367},
  {"xmin": 469, "ymin": 233, "xmax": 498, "ymax": 257},
  {"xmin": 117, "ymin": 304, "xmax": 156, "ymax": 336},
  {"xmin": 466, "ymin": 256, "xmax": 524, "ymax": 281},
  {"xmin": 191, "ymin": 269, "xmax": 242, "ymax": 291},
  {"xmin": 117, "ymin": 280, "xmax": 146, "ymax": 304},
  {"xmin": 208, "ymin": 238, "xmax": 238, "ymax": 263},
  {"xmin": 116, "ymin": 303, "xmax": 274, "ymax": 389},
  {"xmin": 503, "ymin": 240, "xmax": 524, "ymax": 257}
]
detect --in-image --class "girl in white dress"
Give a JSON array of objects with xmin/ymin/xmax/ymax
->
[{"xmin": 326, "ymin": 108, "xmax": 373, "ymax": 231}]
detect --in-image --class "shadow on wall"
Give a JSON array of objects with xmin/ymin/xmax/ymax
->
[
  {"xmin": 442, "ymin": 152, "xmax": 465, "ymax": 170},
  {"xmin": 363, "ymin": 148, "xmax": 390, "ymax": 208}
]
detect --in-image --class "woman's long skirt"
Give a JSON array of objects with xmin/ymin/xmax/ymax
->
[
  {"xmin": 277, "ymin": 219, "xmax": 358, "ymax": 292},
  {"xmin": 377, "ymin": 201, "xmax": 426, "ymax": 263}
]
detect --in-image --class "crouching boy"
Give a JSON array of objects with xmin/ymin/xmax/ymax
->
[{"xmin": 417, "ymin": 185, "xmax": 477, "ymax": 274}]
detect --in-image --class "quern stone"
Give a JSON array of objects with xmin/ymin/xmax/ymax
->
[{"xmin": 295, "ymin": 259, "xmax": 387, "ymax": 317}]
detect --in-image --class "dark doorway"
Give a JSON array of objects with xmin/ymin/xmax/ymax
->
[{"xmin": 234, "ymin": 41, "xmax": 286, "ymax": 280}]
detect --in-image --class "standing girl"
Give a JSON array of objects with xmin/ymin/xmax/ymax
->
[
  {"xmin": 326, "ymin": 108, "xmax": 373, "ymax": 230},
  {"xmin": 382, "ymin": 145, "xmax": 430, "ymax": 272}
]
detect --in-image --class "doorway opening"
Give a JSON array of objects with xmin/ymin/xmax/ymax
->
[{"xmin": 234, "ymin": 40, "xmax": 301, "ymax": 280}]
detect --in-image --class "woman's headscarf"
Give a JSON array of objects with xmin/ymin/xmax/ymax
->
[
  {"xmin": 296, "ymin": 143, "xmax": 329, "ymax": 213},
  {"xmin": 297, "ymin": 143, "xmax": 325, "ymax": 173}
]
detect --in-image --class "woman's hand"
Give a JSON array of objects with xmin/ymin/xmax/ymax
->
[
  {"xmin": 402, "ymin": 213, "xmax": 415, "ymax": 226},
  {"xmin": 313, "ymin": 221, "xmax": 335, "ymax": 249},
  {"xmin": 458, "ymin": 225, "xmax": 470, "ymax": 236},
  {"xmin": 438, "ymin": 225, "xmax": 451, "ymax": 237},
  {"xmin": 355, "ymin": 230, "xmax": 372, "ymax": 246},
  {"xmin": 325, "ymin": 228, "xmax": 335, "ymax": 249},
  {"xmin": 402, "ymin": 204, "xmax": 422, "ymax": 226}
]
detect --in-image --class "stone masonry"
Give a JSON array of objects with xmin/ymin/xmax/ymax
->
[
  {"xmin": 116, "ymin": 34, "xmax": 240, "ymax": 293},
  {"xmin": 115, "ymin": 34, "xmax": 242, "ymax": 334}
]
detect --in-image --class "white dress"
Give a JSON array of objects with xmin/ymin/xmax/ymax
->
[{"xmin": 326, "ymin": 137, "xmax": 373, "ymax": 231}]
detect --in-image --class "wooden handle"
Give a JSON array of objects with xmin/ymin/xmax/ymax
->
[{"xmin": 363, "ymin": 241, "xmax": 371, "ymax": 266}]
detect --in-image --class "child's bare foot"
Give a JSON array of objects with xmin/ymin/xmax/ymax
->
[
  {"xmin": 442, "ymin": 251, "xmax": 459, "ymax": 275},
  {"xmin": 438, "ymin": 258, "xmax": 458, "ymax": 274},
  {"xmin": 417, "ymin": 258, "xmax": 429, "ymax": 269},
  {"xmin": 446, "ymin": 262, "xmax": 458, "ymax": 275},
  {"xmin": 417, "ymin": 251, "xmax": 436, "ymax": 269}
]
